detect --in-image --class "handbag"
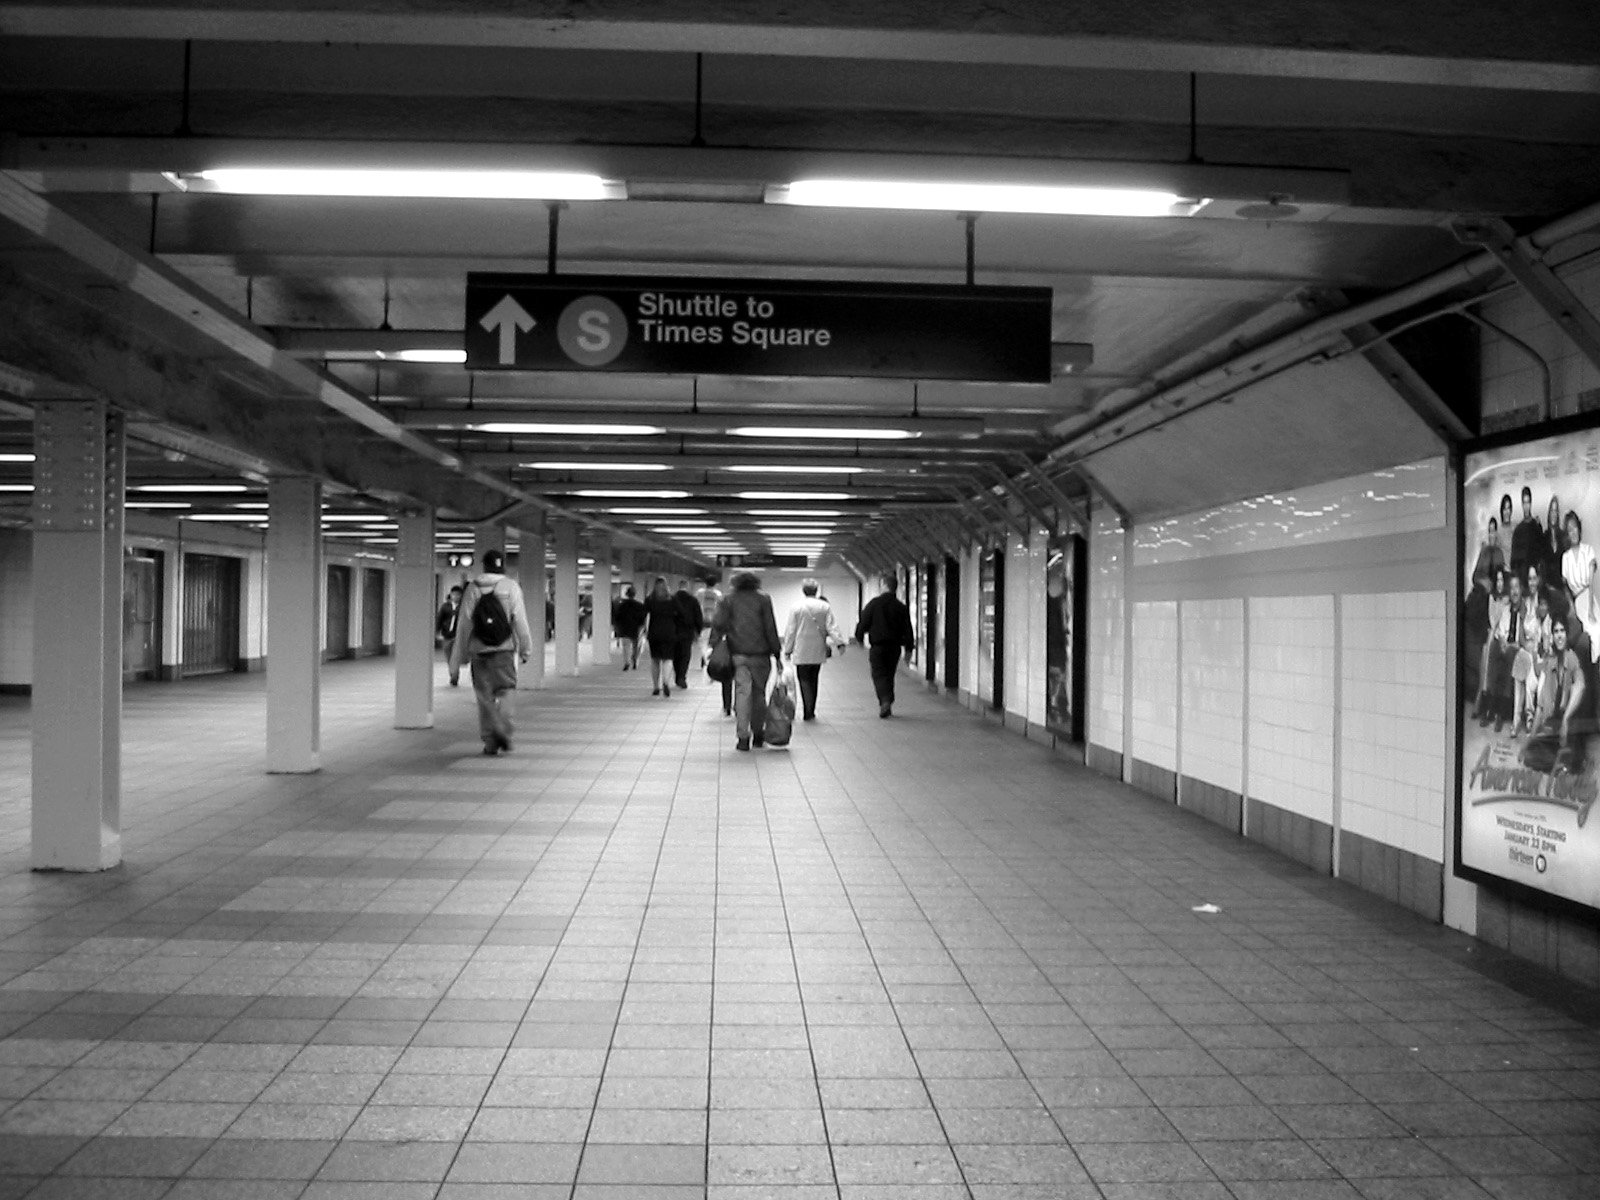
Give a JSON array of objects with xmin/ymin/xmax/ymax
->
[
  {"xmin": 706, "ymin": 637, "xmax": 734, "ymax": 683},
  {"xmin": 764, "ymin": 672, "xmax": 795, "ymax": 746}
]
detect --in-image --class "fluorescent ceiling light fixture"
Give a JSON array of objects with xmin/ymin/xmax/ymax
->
[
  {"xmin": 0, "ymin": 483, "xmax": 34, "ymax": 492},
  {"xmin": 748, "ymin": 509, "xmax": 844, "ymax": 517},
  {"xmin": 727, "ymin": 425, "xmax": 917, "ymax": 440},
  {"xmin": 770, "ymin": 179, "xmax": 1202, "ymax": 217},
  {"xmin": 654, "ymin": 527, "xmax": 726, "ymax": 535},
  {"xmin": 134, "ymin": 483, "xmax": 248, "ymax": 493},
  {"xmin": 390, "ymin": 348, "xmax": 466, "ymax": 364},
  {"xmin": 728, "ymin": 465, "xmax": 865, "ymax": 475},
  {"xmin": 126, "ymin": 500, "xmax": 191, "ymax": 509},
  {"xmin": 185, "ymin": 513, "xmax": 266, "ymax": 522},
  {"xmin": 739, "ymin": 492, "xmax": 852, "ymax": 501},
  {"xmin": 322, "ymin": 513, "xmax": 391, "ymax": 522},
  {"xmin": 574, "ymin": 489, "xmax": 689, "ymax": 499},
  {"xmin": 475, "ymin": 422, "xmax": 666, "ymax": 436},
  {"xmin": 0, "ymin": 453, "xmax": 34, "ymax": 463},
  {"xmin": 191, "ymin": 168, "xmax": 620, "ymax": 200},
  {"xmin": 606, "ymin": 507, "xmax": 707, "ymax": 515},
  {"xmin": 524, "ymin": 461, "xmax": 669, "ymax": 472},
  {"xmin": 233, "ymin": 502, "xmax": 269, "ymax": 510}
]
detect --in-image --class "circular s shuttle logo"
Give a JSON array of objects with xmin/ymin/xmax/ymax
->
[{"xmin": 557, "ymin": 296, "xmax": 628, "ymax": 366}]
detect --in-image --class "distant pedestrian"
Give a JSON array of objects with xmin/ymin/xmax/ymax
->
[
  {"xmin": 449, "ymin": 550, "xmax": 534, "ymax": 755},
  {"xmin": 612, "ymin": 585, "xmax": 646, "ymax": 670},
  {"xmin": 854, "ymin": 574, "xmax": 916, "ymax": 718},
  {"xmin": 783, "ymin": 578, "xmax": 846, "ymax": 721},
  {"xmin": 641, "ymin": 577, "xmax": 684, "ymax": 697},
  {"xmin": 711, "ymin": 572, "xmax": 783, "ymax": 751},
  {"xmin": 671, "ymin": 578, "xmax": 704, "ymax": 689}
]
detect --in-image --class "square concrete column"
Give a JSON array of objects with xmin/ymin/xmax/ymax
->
[
  {"xmin": 394, "ymin": 507, "xmax": 436, "ymax": 729},
  {"xmin": 553, "ymin": 520, "xmax": 580, "ymax": 676},
  {"xmin": 518, "ymin": 511, "xmax": 547, "ymax": 690},
  {"xmin": 31, "ymin": 399, "xmax": 123, "ymax": 871},
  {"xmin": 473, "ymin": 522, "xmax": 505, "ymax": 573},
  {"xmin": 591, "ymin": 533, "xmax": 612, "ymax": 665},
  {"xmin": 267, "ymin": 476, "xmax": 322, "ymax": 773}
]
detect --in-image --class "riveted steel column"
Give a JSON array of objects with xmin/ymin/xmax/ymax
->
[
  {"xmin": 553, "ymin": 520, "xmax": 580, "ymax": 676},
  {"xmin": 591, "ymin": 533, "xmax": 612, "ymax": 665},
  {"xmin": 394, "ymin": 507, "xmax": 436, "ymax": 730},
  {"xmin": 267, "ymin": 476, "xmax": 322, "ymax": 773},
  {"xmin": 31, "ymin": 398, "xmax": 123, "ymax": 871}
]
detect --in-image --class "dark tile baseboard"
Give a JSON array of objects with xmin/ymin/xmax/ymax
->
[
  {"xmin": 1130, "ymin": 758, "xmax": 1177, "ymax": 803},
  {"xmin": 1246, "ymin": 797, "xmax": 1333, "ymax": 874},
  {"xmin": 1337, "ymin": 829, "xmax": 1443, "ymax": 922},
  {"xmin": 1086, "ymin": 742, "xmax": 1123, "ymax": 780},
  {"xmin": 1180, "ymin": 775, "xmax": 1242, "ymax": 834},
  {"xmin": 1476, "ymin": 887, "xmax": 1600, "ymax": 989}
]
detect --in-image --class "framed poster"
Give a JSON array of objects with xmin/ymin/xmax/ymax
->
[
  {"xmin": 1458, "ymin": 417, "xmax": 1600, "ymax": 917},
  {"xmin": 1046, "ymin": 532, "xmax": 1087, "ymax": 742}
]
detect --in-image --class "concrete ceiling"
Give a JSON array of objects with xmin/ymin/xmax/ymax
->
[{"xmin": 2, "ymin": 1, "xmax": 1599, "ymax": 567}]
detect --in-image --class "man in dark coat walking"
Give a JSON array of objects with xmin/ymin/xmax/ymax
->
[{"xmin": 854, "ymin": 574, "xmax": 916, "ymax": 718}]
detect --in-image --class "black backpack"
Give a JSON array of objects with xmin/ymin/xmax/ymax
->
[{"xmin": 470, "ymin": 583, "xmax": 512, "ymax": 645}]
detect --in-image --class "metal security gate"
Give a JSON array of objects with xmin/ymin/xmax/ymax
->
[
  {"xmin": 360, "ymin": 567, "xmax": 386, "ymax": 655},
  {"xmin": 325, "ymin": 564, "xmax": 352, "ymax": 660},
  {"xmin": 181, "ymin": 553, "xmax": 240, "ymax": 676},
  {"xmin": 122, "ymin": 550, "xmax": 162, "ymax": 682}
]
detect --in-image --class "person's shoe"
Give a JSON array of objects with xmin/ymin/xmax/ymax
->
[
  {"xmin": 723, "ymin": 707, "xmax": 732, "ymax": 717},
  {"xmin": 496, "ymin": 734, "xmax": 512, "ymax": 753},
  {"xmin": 652, "ymin": 687, "xmax": 660, "ymax": 696},
  {"xmin": 802, "ymin": 713, "xmax": 815, "ymax": 721},
  {"xmin": 481, "ymin": 743, "xmax": 499, "ymax": 756},
  {"xmin": 752, "ymin": 736, "xmax": 764, "ymax": 748},
  {"xmin": 879, "ymin": 703, "xmax": 891, "ymax": 718},
  {"xmin": 735, "ymin": 738, "xmax": 750, "ymax": 751},
  {"xmin": 663, "ymin": 684, "xmax": 671, "ymax": 697}
]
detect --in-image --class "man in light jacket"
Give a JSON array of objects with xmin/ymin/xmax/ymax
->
[
  {"xmin": 710, "ymin": 571, "xmax": 783, "ymax": 751},
  {"xmin": 783, "ymin": 578, "xmax": 846, "ymax": 722},
  {"xmin": 449, "ymin": 549, "xmax": 535, "ymax": 756}
]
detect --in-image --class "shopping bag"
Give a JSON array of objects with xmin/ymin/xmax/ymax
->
[
  {"xmin": 764, "ymin": 672, "xmax": 796, "ymax": 746},
  {"xmin": 705, "ymin": 637, "xmax": 734, "ymax": 683}
]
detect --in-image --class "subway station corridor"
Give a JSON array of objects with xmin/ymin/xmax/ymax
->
[{"xmin": 0, "ymin": 656, "xmax": 1596, "ymax": 1200}]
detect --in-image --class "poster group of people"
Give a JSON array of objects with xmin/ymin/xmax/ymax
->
[{"xmin": 1466, "ymin": 484, "xmax": 1600, "ymax": 775}]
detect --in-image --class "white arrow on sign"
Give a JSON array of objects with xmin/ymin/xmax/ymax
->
[{"xmin": 479, "ymin": 295, "xmax": 536, "ymax": 364}]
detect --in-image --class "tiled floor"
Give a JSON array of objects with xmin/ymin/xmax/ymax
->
[{"xmin": 0, "ymin": 648, "xmax": 1596, "ymax": 1199}]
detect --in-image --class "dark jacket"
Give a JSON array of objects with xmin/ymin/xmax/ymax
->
[
  {"xmin": 613, "ymin": 596, "xmax": 647, "ymax": 639},
  {"xmin": 642, "ymin": 592, "xmax": 682, "ymax": 651},
  {"xmin": 712, "ymin": 586, "xmax": 782, "ymax": 658},
  {"xmin": 673, "ymin": 588, "xmax": 704, "ymax": 641},
  {"xmin": 856, "ymin": 591, "xmax": 916, "ymax": 650}
]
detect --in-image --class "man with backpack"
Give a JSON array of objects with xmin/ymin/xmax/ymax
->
[{"xmin": 448, "ymin": 549, "xmax": 535, "ymax": 756}]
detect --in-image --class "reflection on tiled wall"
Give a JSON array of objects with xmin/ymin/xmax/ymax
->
[
  {"xmin": 1131, "ymin": 600, "xmax": 1179, "ymax": 770},
  {"xmin": 1248, "ymin": 595, "xmax": 1335, "ymax": 824},
  {"xmin": 1482, "ymin": 255, "xmax": 1600, "ymax": 423},
  {"xmin": 1180, "ymin": 598, "xmax": 1245, "ymax": 794},
  {"xmin": 1136, "ymin": 459, "xmax": 1446, "ymax": 565},
  {"xmin": 1090, "ymin": 512, "xmax": 1124, "ymax": 751},
  {"xmin": 1340, "ymin": 591, "xmax": 1449, "ymax": 862}
]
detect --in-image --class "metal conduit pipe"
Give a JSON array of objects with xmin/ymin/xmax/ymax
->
[{"xmin": 1044, "ymin": 197, "xmax": 1600, "ymax": 472}]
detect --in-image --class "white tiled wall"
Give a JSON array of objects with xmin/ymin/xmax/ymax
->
[
  {"xmin": 0, "ymin": 530, "xmax": 31, "ymax": 686},
  {"xmin": 1481, "ymin": 253, "xmax": 1600, "ymax": 421},
  {"xmin": 1130, "ymin": 600, "xmax": 1179, "ymax": 770},
  {"xmin": 1340, "ymin": 591, "xmax": 1449, "ymax": 862},
  {"xmin": 1002, "ymin": 530, "xmax": 1035, "ymax": 724},
  {"xmin": 1247, "ymin": 595, "xmax": 1335, "ymax": 825},
  {"xmin": 1136, "ymin": 459, "xmax": 1446, "ymax": 565},
  {"xmin": 1179, "ymin": 597, "xmax": 1245, "ymax": 795},
  {"xmin": 1089, "ymin": 510, "xmax": 1124, "ymax": 754}
]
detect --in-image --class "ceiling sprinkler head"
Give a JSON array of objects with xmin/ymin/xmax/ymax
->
[{"xmin": 1236, "ymin": 193, "xmax": 1301, "ymax": 221}]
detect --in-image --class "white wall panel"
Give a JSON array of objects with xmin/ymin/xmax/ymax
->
[
  {"xmin": 1003, "ymin": 530, "xmax": 1032, "ymax": 721},
  {"xmin": 1089, "ymin": 510, "xmax": 1124, "ymax": 753},
  {"xmin": 1341, "ymin": 591, "xmax": 1449, "ymax": 862},
  {"xmin": 0, "ymin": 530, "xmax": 32, "ymax": 687},
  {"xmin": 1248, "ymin": 595, "xmax": 1335, "ymax": 825},
  {"xmin": 1179, "ymin": 597, "xmax": 1245, "ymax": 794},
  {"xmin": 1130, "ymin": 600, "xmax": 1179, "ymax": 770}
]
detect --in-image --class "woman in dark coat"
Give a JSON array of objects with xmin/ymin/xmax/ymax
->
[{"xmin": 640, "ymin": 576, "xmax": 683, "ymax": 697}]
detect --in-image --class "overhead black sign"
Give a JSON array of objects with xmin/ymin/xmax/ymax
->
[
  {"xmin": 464, "ymin": 273, "xmax": 1051, "ymax": 382},
  {"xmin": 717, "ymin": 553, "xmax": 809, "ymax": 568}
]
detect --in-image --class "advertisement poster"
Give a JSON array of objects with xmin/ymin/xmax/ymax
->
[
  {"xmin": 1460, "ymin": 427, "xmax": 1600, "ymax": 914},
  {"xmin": 978, "ymin": 550, "xmax": 998, "ymax": 705},
  {"xmin": 1046, "ymin": 533, "xmax": 1085, "ymax": 742}
]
